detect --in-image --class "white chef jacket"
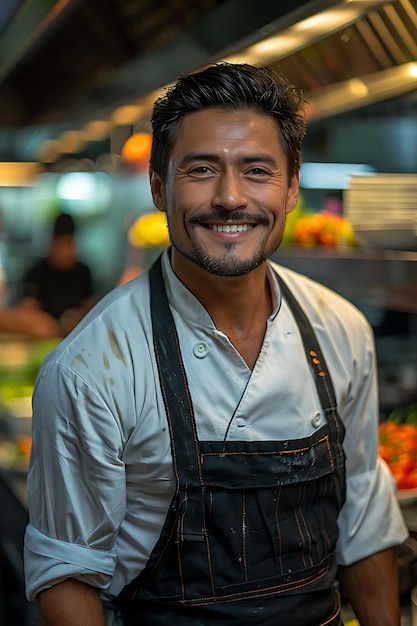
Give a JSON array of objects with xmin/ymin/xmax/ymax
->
[{"xmin": 24, "ymin": 249, "xmax": 408, "ymax": 603}]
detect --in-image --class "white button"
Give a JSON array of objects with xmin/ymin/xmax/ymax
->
[
  {"xmin": 311, "ymin": 411, "xmax": 321, "ymax": 428},
  {"xmin": 193, "ymin": 342, "xmax": 209, "ymax": 358}
]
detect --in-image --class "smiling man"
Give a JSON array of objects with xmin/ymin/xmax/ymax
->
[
  {"xmin": 24, "ymin": 63, "xmax": 407, "ymax": 626},
  {"xmin": 153, "ymin": 108, "xmax": 296, "ymax": 278}
]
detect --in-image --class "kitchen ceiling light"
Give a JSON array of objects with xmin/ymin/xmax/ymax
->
[
  {"xmin": 58, "ymin": 130, "xmax": 85, "ymax": 154},
  {"xmin": 305, "ymin": 62, "xmax": 417, "ymax": 120},
  {"xmin": 111, "ymin": 104, "xmax": 144, "ymax": 126},
  {"xmin": 223, "ymin": 0, "xmax": 390, "ymax": 66},
  {"xmin": 82, "ymin": 120, "xmax": 113, "ymax": 142}
]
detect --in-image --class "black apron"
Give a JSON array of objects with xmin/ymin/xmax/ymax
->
[{"xmin": 115, "ymin": 257, "xmax": 346, "ymax": 625}]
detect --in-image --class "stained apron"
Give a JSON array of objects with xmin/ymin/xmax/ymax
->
[{"xmin": 115, "ymin": 257, "xmax": 346, "ymax": 625}]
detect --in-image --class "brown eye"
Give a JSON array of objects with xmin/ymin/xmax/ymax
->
[{"xmin": 188, "ymin": 165, "xmax": 214, "ymax": 177}]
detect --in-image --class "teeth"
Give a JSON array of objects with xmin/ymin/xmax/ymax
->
[{"xmin": 209, "ymin": 224, "xmax": 253, "ymax": 233}]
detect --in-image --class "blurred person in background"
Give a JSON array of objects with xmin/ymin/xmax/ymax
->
[
  {"xmin": 19, "ymin": 212, "xmax": 95, "ymax": 336},
  {"xmin": 0, "ymin": 213, "xmax": 62, "ymax": 338},
  {"xmin": 0, "ymin": 306, "xmax": 61, "ymax": 338},
  {"xmin": 24, "ymin": 63, "xmax": 407, "ymax": 626}
]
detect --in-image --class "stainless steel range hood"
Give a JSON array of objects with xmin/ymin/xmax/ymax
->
[{"xmin": 0, "ymin": 0, "xmax": 415, "ymax": 161}]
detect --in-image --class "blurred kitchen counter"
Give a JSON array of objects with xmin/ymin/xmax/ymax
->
[{"xmin": 272, "ymin": 247, "xmax": 417, "ymax": 314}]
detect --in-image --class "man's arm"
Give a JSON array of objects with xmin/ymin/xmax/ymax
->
[
  {"xmin": 0, "ymin": 306, "xmax": 62, "ymax": 338},
  {"xmin": 38, "ymin": 579, "xmax": 106, "ymax": 626},
  {"xmin": 338, "ymin": 547, "xmax": 400, "ymax": 626}
]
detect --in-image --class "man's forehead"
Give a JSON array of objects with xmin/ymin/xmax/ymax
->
[{"xmin": 172, "ymin": 108, "xmax": 281, "ymax": 151}]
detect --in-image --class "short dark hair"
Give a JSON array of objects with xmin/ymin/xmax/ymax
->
[
  {"xmin": 150, "ymin": 62, "xmax": 306, "ymax": 183},
  {"xmin": 53, "ymin": 213, "xmax": 75, "ymax": 236}
]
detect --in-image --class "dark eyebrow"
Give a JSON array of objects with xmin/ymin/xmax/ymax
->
[
  {"xmin": 179, "ymin": 152, "xmax": 220, "ymax": 166},
  {"xmin": 239, "ymin": 155, "xmax": 277, "ymax": 166},
  {"xmin": 178, "ymin": 153, "xmax": 278, "ymax": 166}
]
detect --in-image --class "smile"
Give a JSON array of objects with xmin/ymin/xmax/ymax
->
[{"xmin": 208, "ymin": 224, "xmax": 254, "ymax": 233}]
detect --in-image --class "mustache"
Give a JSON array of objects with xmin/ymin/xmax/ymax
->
[{"xmin": 189, "ymin": 211, "xmax": 270, "ymax": 226}]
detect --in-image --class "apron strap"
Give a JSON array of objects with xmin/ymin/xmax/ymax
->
[
  {"xmin": 149, "ymin": 255, "xmax": 204, "ymax": 489},
  {"xmin": 274, "ymin": 271, "xmax": 338, "ymax": 413}
]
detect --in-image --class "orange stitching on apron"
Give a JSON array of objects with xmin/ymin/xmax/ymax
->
[
  {"xmin": 150, "ymin": 563, "xmax": 330, "ymax": 606},
  {"xmin": 319, "ymin": 474, "xmax": 332, "ymax": 551},
  {"xmin": 200, "ymin": 437, "xmax": 330, "ymax": 459},
  {"xmin": 293, "ymin": 483, "xmax": 308, "ymax": 569},
  {"xmin": 176, "ymin": 538, "xmax": 186, "ymax": 601},
  {"xmin": 324, "ymin": 436, "xmax": 335, "ymax": 470},
  {"xmin": 296, "ymin": 482, "xmax": 314, "ymax": 568}
]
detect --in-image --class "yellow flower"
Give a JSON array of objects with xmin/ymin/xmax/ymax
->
[{"xmin": 128, "ymin": 212, "xmax": 170, "ymax": 248}]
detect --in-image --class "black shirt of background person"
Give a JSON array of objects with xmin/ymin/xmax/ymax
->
[{"xmin": 22, "ymin": 258, "xmax": 93, "ymax": 320}]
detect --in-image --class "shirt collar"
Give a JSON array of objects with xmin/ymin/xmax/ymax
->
[{"xmin": 160, "ymin": 248, "xmax": 281, "ymax": 327}]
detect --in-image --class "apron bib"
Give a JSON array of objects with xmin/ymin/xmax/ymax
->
[{"xmin": 115, "ymin": 257, "xmax": 346, "ymax": 625}]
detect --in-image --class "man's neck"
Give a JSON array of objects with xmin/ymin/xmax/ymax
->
[{"xmin": 171, "ymin": 249, "xmax": 272, "ymax": 369}]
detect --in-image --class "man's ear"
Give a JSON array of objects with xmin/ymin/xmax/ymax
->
[
  {"xmin": 150, "ymin": 170, "xmax": 166, "ymax": 213},
  {"xmin": 285, "ymin": 172, "xmax": 300, "ymax": 215}
]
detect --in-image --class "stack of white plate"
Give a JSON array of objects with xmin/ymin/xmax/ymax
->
[{"xmin": 343, "ymin": 173, "xmax": 417, "ymax": 250}]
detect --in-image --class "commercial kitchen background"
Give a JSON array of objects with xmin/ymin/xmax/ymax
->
[{"xmin": 0, "ymin": 0, "xmax": 416, "ymax": 623}]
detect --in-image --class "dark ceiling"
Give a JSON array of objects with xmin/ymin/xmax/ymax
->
[
  {"xmin": 0, "ymin": 0, "xmax": 310, "ymax": 128},
  {"xmin": 0, "ymin": 0, "xmax": 416, "ymax": 161},
  {"xmin": 0, "ymin": 0, "xmax": 228, "ymax": 127}
]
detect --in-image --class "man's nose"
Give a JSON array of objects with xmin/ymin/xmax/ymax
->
[{"xmin": 212, "ymin": 171, "xmax": 248, "ymax": 211}]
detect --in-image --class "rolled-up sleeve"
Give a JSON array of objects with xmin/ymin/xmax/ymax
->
[
  {"xmin": 337, "ymin": 459, "xmax": 408, "ymax": 565},
  {"xmin": 24, "ymin": 525, "xmax": 117, "ymax": 600},
  {"xmin": 24, "ymin": 357, "xmax": 127, "ymax": 600},
  {"xmin": 335, "ymin": 318, "xmax": 408, "ymax": 564}
]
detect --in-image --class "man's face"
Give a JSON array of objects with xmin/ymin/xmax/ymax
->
[
  {"xmin": 151, "ymin": 108, "xmax": 299, "ymax": 278},
  {"xmin": 49, "ymin": 234, "xmax": 77, "ymax": 270}
]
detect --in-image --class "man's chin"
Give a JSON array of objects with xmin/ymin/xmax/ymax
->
[{"xmin": 182, "ymin": 249, "xmax": 267, "ymax": 277}]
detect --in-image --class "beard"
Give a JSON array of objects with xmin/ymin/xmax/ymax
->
[
  {"xmin": 175, "ymin": 241, "xmax": 267, "ymax": 277},
  {"xmin": 167, "ymin": 211, "xmax": 285, "ymax": 277}
]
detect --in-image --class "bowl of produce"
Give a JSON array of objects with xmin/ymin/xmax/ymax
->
[{"xmin": 378, "ymin": 407, "xmax": 417, "ymax": 506}]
